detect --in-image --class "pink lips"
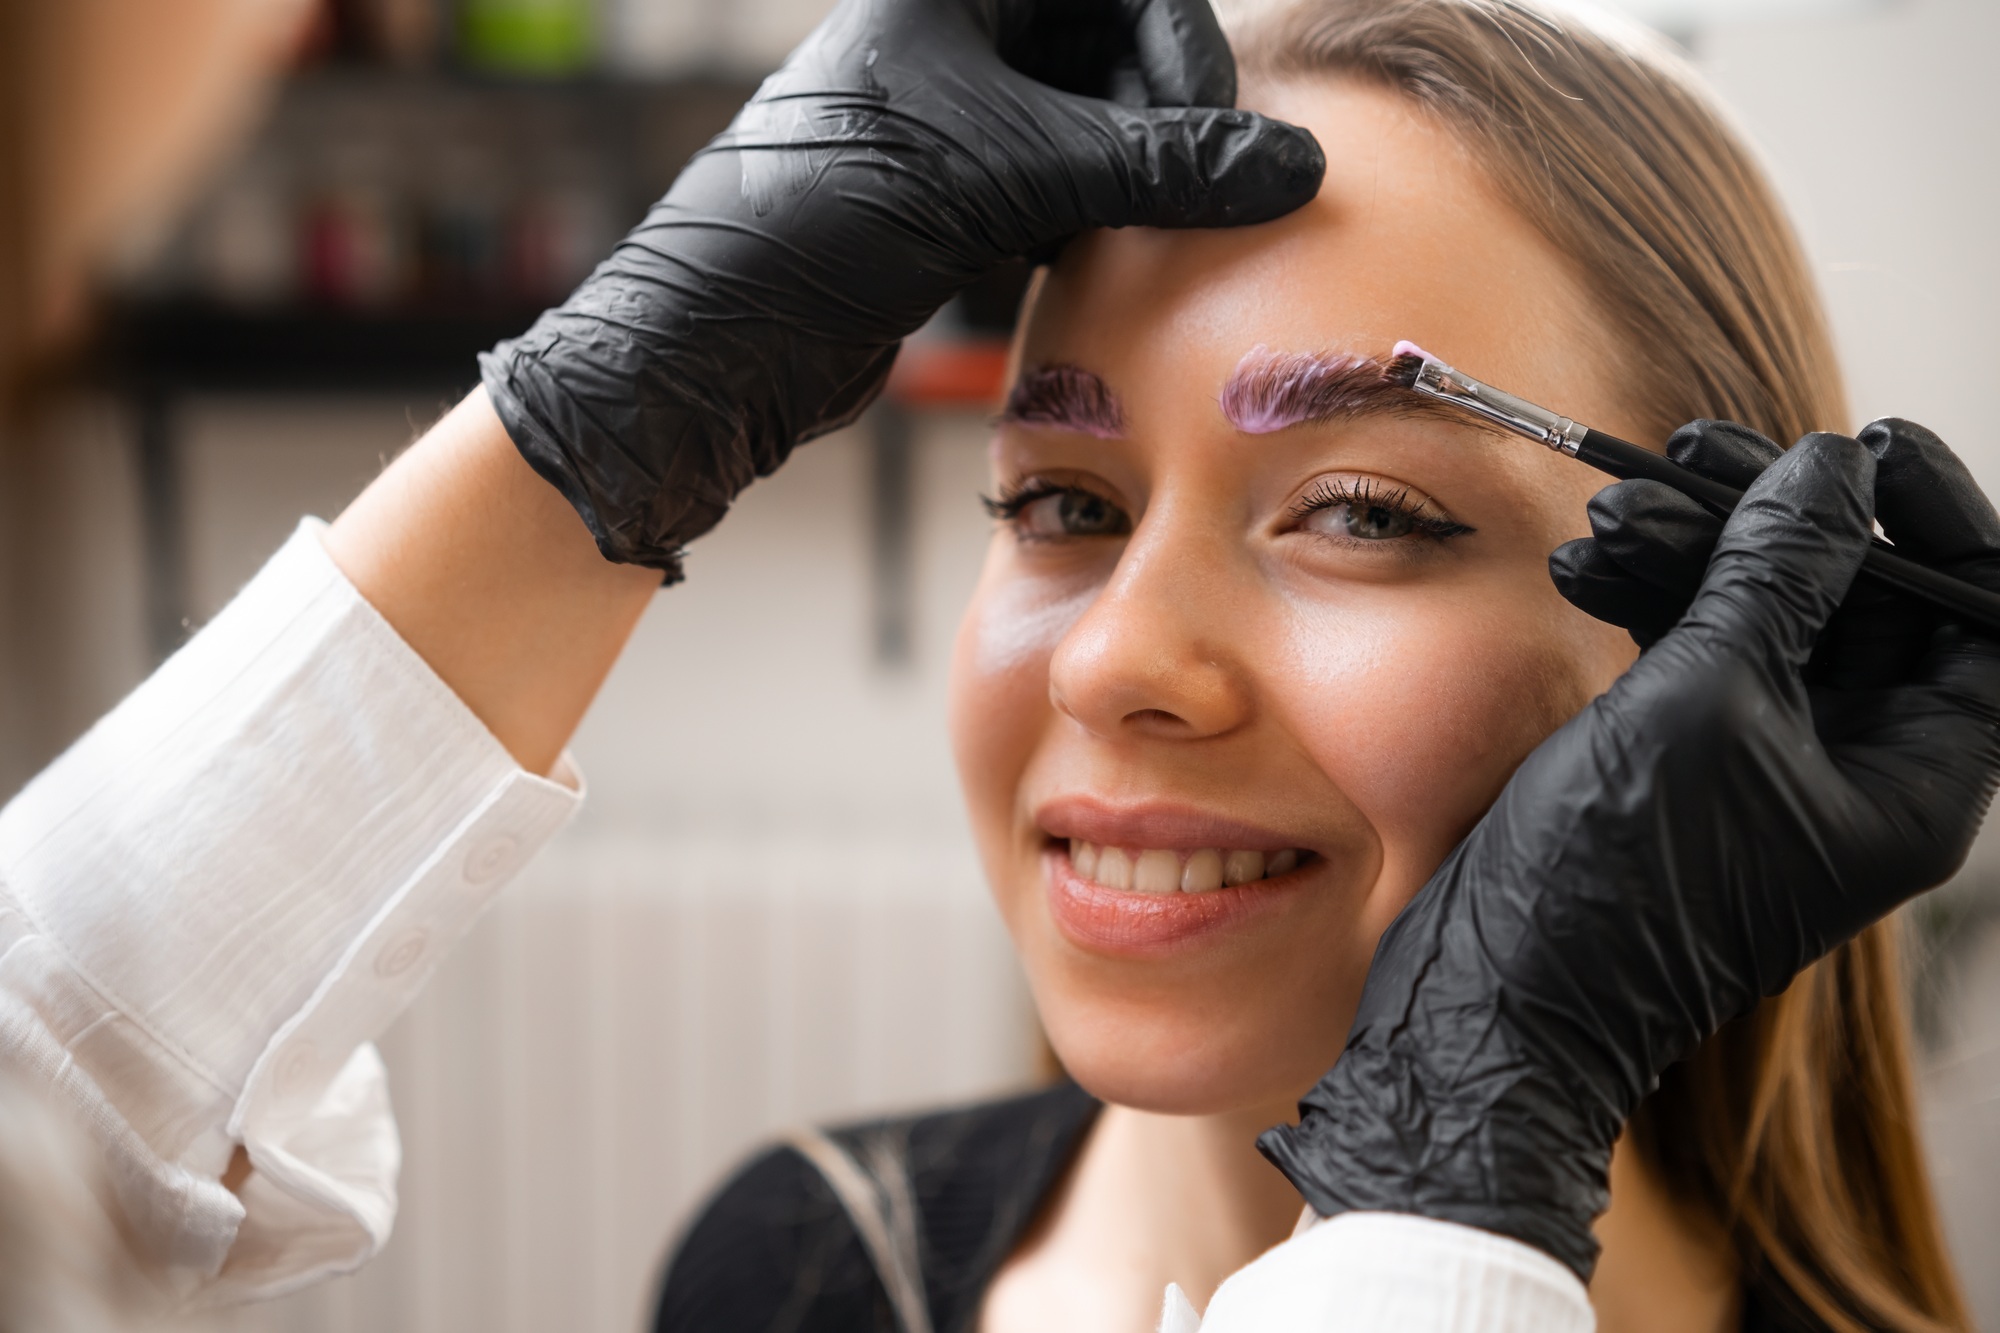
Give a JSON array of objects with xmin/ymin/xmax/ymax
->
[
  {"xmin": 1043, "ymin": 846, "xmax": 1303, "ymax": 957},
  {"xmin": 1035, "ymin": 798, "xmax": 1315, "ymax": 958}
]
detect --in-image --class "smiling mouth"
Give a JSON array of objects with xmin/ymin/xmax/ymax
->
[{"xmin": 1062, "ymin": 840, "xmax": 1311, "ymax": 893}]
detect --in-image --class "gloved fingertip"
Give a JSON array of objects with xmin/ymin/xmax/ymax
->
[
  {"xmin": 1261, "ymin": 119, "xmax": 1329, "ymax": 198},
  {"xmin": 1548, "ymin": 537, "xmax": 1594, "ymax": 587},
  {"xmin": 1858, "ymin": 415, "xmax": 1946, "ymax": 462},
  {"xmin": 1584, "ymin": 478, "xmax": 1683, "ymax": 534},
  {"xmin": 1103, "ymin": 103, "xmax": 1324, "ymax": 228},
  {"xmin": 1854, "ymin": 416, "xmax": 2000, "ymax": 563},
  {"xmin": 1664, "ymin": 418, "xmax": 1782, "ymax": 488},
  {"xmin": 1551, "ymin": 539, "xmax": 1688, "ymax": 644},
  {"xmin": 1795, "ymin": 428, "xmax": 1877, "ymax": 490},
  {"xmin": 1182, "ymin": 112, "xmax": 1326, "ymax": 226}
]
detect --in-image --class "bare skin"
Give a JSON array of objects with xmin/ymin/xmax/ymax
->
[
  {"xmin": 322, "ymin": 387, "xmax": 660, "ymax": 776},
  {"xmin": 957, "ymin": 79, "xmax": 1738, "ymax": 1333}
]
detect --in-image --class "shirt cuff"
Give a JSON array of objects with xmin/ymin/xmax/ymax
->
[
  {"xmin": 0, "ymin": 519, "xmax": 582, "ymax": 1295},
  {"xmin": 1193, "ymin": 1213, "xmax": 1594, "ymax": 1333}
]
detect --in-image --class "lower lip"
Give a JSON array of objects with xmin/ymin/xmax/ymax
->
[{"xmin": 1043, "ymin": 848, "xmax": 1305, "ymax": 958}]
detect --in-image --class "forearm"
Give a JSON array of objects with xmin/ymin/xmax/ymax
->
[{"xmin": 323, "ymin": 388, "xmax": 660, "ymax": 776}]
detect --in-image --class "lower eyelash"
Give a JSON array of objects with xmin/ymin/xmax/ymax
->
[{"xmin": 1290, "ymin": 477, "xmax": 1471, "ymax": 541}]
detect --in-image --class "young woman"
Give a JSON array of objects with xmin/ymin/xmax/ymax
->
[{"xmin": 654, "ymin": 4, "xmax": 1972, "ymax": 1331}]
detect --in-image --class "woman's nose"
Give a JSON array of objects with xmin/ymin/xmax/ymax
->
[{"xmin": 1047, "ymin": 519, "xmax": 1253, "ymax": 741}]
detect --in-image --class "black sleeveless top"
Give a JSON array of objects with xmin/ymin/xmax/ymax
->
[{"xmin": 651, "ymin": 1082, "xmax": 1827, "ymax": 1333}]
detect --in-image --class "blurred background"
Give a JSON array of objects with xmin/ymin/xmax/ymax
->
[{"xmin": 1, "ymin": 0, "xmax": 1998, "ymax": 1329}]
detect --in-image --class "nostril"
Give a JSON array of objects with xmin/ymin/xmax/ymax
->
[{"xmin": 1125, "ymin": 708, "xmax": 1185, "ymax": 728}]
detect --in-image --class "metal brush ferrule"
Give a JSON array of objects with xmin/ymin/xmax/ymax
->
[{"xmin": 1409, "ymin": 357, "xmax": 1589, "ymax": 456}]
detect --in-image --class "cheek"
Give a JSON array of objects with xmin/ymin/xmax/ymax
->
[
  {"xmin": 964, "ymin": 557, "xmax": 1102, "ymax": 677},
  {"xmin": 1272, "ymin": 576, "xmax": 1623, "ymax": 881},
  {"xmin": 948, "ymin": 549, "xmax": 1101, "ymax": 878}
]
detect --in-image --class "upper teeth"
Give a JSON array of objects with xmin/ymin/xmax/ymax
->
[{"xmin": 1067, "ymin": 841, "xmax": 1302, "ymax": 893}]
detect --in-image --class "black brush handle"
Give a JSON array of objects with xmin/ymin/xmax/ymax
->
[{"xmin": 1576, "ymin": 428, "xmax": 2000, "ymax": 638}]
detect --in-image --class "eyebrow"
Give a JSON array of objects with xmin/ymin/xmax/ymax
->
[
  {"xmin": 999, "ymin": 363, "xmax": 1127, "ymax": 439},
  {"xmin": 1220, "ymin": 345, "xmax": 1452, "ymax": 434}
]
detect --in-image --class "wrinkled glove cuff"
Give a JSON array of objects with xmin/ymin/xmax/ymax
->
[
  {"xmin": 1256, "ymin": 1059, "xmax": 1610, "ymax": 1283},
  {"xmin": 478, "ymin": 345, "xmax": 685, "ymax": 584}
]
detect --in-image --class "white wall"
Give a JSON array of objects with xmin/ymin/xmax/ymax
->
[{"xmin": 1700, "ymin": 0, "xmax": 2000, "ymax": 475}]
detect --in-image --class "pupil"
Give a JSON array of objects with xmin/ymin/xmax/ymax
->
[
  {"xmin": 1062, "ymin": 492, "xmax": 1113, "ymax": 534},
  {"xmin": 1350, "ymin": 504, "xmax": 1409, "ymax": 539}
]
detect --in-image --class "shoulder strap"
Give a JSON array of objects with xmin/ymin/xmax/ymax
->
[{"xmin": 784, "ymin": 1126, "xmax": 936, "ymax": 1333}]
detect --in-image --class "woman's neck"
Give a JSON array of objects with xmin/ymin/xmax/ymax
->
[
  {"xmin": 980, "ymin": 1101, "xmax": 1305, "ymax": 1333},
  {"xmin": 980, "ymin": 1109, "xmax": 1744, "ymax": 1333}
]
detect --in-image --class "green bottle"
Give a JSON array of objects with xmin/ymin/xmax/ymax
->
[{"xmin": 459, "ymin": 0, "xmax": 595, "ymax": 76}]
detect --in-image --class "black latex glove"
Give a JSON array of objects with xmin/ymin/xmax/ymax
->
[
  {"xmin": 1258, "ymin": 421, "xmax": 2000, "ymax": 1279},
  {"xmin": 480, "ymin": 0, "xmax": 1325, "ymax": 578}
]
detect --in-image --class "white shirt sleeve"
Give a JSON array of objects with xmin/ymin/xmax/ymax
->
[
  {"xmin": 0, "ymin": 520, "xmax": 582, "ymax": 1305},
  {"xmin": 1172, "ymin": 1212, "xmax": 1594, "ymax": 1333}
]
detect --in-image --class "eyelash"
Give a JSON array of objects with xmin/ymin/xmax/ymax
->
[
  {"xmin": 982, "ymin": 479, "xmax": 1069, "ymax": 521},
  {"xmin": 982, "ymin": 476, "xmax": 1471, "ymax": 545},
  {"xmin": 982, "ymin": 478, "xmax": 1129, "ymax": 544},
  {"xmin": 1288, "ymin": 476, "xmax": 1472, "ymax": 542}
]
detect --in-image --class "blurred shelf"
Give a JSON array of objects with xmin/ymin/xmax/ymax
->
[
  {"xmin": 99, "ymin": 301, "xmax": 538, "ymax": 395},
  {"xmin": 98, "ymin": 302, "xmax": 1018, "ymax": 403}
]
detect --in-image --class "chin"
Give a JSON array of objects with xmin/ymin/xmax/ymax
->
[{"xmin": 1031, "ymin": 976, "xmax": 1343, "ymax": 1117}]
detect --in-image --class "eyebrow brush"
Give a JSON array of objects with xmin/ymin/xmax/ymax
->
[{"xmin": 1381, "ymin": 341, "xmax": 2000, "ymax": 637}]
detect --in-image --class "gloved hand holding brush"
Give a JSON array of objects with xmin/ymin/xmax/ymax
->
[
  {"xmin": 480, "ymin": 0, "xmax": 1325, "ymax": 580},
  {"xmin": 1257, "ymin": 420, "xmax": 2000, "ymax": 1280}
]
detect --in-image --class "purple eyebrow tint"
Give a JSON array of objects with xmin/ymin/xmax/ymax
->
[
  {"xmin": 1220, "ymin": 345, "xmax": 1413, "ymax": 434},
  {"xmin": 1000, "ymin": 364, "xmax": 1127, "ymax": 439},
  {"xmin": 1001, "ymin": 348, "xmax": 1443, "ymax": 440}
]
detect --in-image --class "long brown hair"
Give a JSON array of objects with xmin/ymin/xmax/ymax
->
[{"xmin": 1224, "ymin": 2, "xmax": 1967, "ymax": 1328}]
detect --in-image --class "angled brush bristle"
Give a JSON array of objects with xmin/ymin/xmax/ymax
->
[{"xmin": 1381, "ymin": 353, "xmax": 1427, "ymax": 390}]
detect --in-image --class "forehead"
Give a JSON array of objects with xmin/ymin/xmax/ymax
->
[{"xmin": 1019, "ymin": 77, "xmax": 1630, "ymax": 438}]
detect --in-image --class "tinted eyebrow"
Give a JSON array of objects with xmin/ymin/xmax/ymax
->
[
  {"xmin": 1221, "ymin": 345, "xmax": 1452, "ymax": 434},
  {"xmin": 999, "ymin": 363, "xmax": 1126, "ymax": 439}
]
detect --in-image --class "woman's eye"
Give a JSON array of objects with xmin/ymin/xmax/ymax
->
[
  {"xmin": 1288, "ymin": 477, "xmax": 1470, "ymax": 547},
  {"xmin": 994, "ymin": 487, "xmax": 1132, "ymax": 541},
  {"xmin": 1301, "ymin": 502, "xmax": 1416, "ymax": 541}
]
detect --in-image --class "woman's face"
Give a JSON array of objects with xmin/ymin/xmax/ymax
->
[{"xmin": 948, "ymin": 78, "xmax": 1642, "ymax": 1115}]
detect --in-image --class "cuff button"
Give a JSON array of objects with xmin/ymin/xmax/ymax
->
[
  {"xmin": 464, "ymin": 834, "xmax": 522, "ymax": 886},
  {"xmin": 375, "ymin": 928, "xmax": 429, "ymax": 979}
]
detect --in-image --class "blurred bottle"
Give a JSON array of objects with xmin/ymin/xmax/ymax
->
[
  {"xmin": 361, "ymin": 0, "xmax": 445, "ymax": 66},
  {"xmin": 295, "ymin": 0, "xmax": 445, "ymax": 65},
  {"xmin": 459, "ymin": 0, "xmax": 596, "ymax": 76},
  {"xmin": 508, "ymin": 184, "xmax": 612, "ymax": 304},
  {"xmin": 304, "ymin": 126, "xmax": 413, "ymax": 308}
]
